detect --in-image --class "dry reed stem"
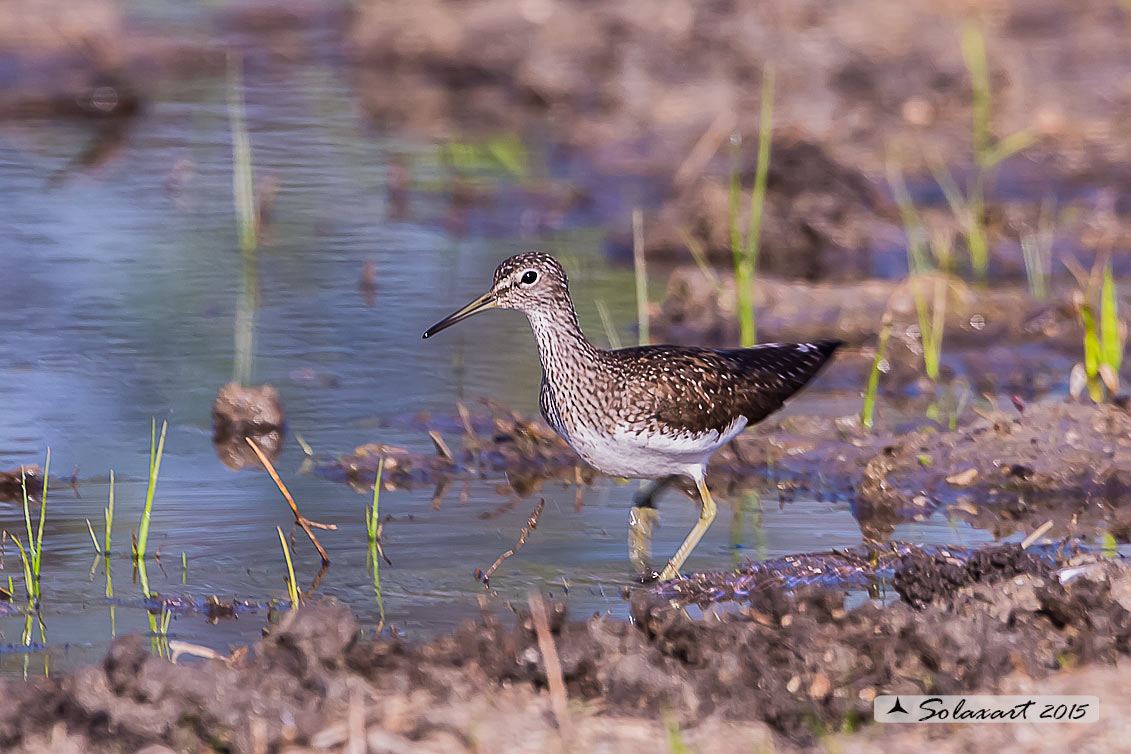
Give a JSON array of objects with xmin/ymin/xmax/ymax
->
[
  {"xmin": 529, "ymin": 592, "xmax": 572, "ymax": 738},
  {"xmin": 245, "ymin": 437, "xmax": 336, "ymax": 565},
  {"xmin": 169, "ymin": 640, "xmax": 230, "ymax": 664},
  {"xmin": 1021, "ymin": 520, "xmax": 1054, "ymax": 549}
]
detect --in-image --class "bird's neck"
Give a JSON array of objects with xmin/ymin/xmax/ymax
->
[{"xmin": 525, "ymin": 300, "xmax": 600, "ymax": 380}]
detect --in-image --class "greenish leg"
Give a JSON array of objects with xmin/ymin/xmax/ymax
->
[{"xmin": 658, "ymin": 477, "xmax": 717, "ymax": 581}]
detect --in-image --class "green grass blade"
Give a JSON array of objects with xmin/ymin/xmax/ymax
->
[
  {"xmin": 679, "ymin": 229, "xmax": 721, "ymax": 292},
  {"xmin": 632, "ymin": 208, "xmax": 648, "ymax": 345},
  {"xmin": 886, "ymin": 161, "xmax": 928, "ymax": 271},
  {"xmin": 86, "ymin": 519, "xmax": 101, "ymax": 555},
  {"xmin": 105, "ymin": 470, "xmax": 115, "ymax": 555},
  {"xmin": 228, "ymin": 55, "xmax": 257, "ymax": 253},
  {"xmin": 277, "ymin": 526, "xmax": 299, "ymax": 609},
  {"xmin": 367, "ymin": 457, "xmax": 385, "ymax": 541},
  {"xmin": 1081, "ymin": 303, "xmax": 1103, "ymax": 401},
  {"xmin": 594, "ymin": 299, "xmax": 622, "ymax": 350},
  {"xmin": 1082, "ymin": 305, "xmax": 1099, "ymax": 377},
  {"xmin": 136, "ymin": 420, "xmax": 168, "ymax": 562},
  {"xmin": 1101, "ymin": 263, "xmax": 1122, "ymax": 372},
  {"xmin": 862, "ymin": 313, "xmax": 894, "ymax": 430},
  {"xmin": 137, "ymin": 555, "xmax": 151, "ymax": 599},
  {"xmin": 739, "ymin": 63, "xmax": 775, "ymax": 347},
  {"xmin": 34, "ymin": 448, "xmax": 49, "ymax": 581},
  {"xmin": 21, "ymin": 468, "xmax": 32, "ymax": 575},
  {"xmin": 961, "ymin": 19, "xmax": 991, "ymax": 164},
  {"xmin": 11, "ymin": 537, "xmax": 34, "ymax": 605},
  {"xmin": 728, "ymin": 134, "xmax": 742, "ymax": 275},
  {"xmin": 980, "ymin": 130, "xmax": 1035, "ymax": 170}
]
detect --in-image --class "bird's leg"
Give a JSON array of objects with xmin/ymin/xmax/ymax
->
[
  {"xmin": 657, "ymin": 477, "xmax": 717, "ymax": 581},
  {"xmin": 628, "ymin": 476, "xmax": 673, "ymax": 576},
  {"xmin": 627, "ymin": 504, "xmax": 659, "ymax": 575}
]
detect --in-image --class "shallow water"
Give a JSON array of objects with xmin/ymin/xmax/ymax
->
[{"xmin": 0, "ymin": 28, "xmax": 1018, "ymax": 677}]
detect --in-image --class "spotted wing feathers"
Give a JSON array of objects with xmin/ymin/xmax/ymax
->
[{"xmin": 612, "ymin": 340, "xmax": 841, "ymax": 437}]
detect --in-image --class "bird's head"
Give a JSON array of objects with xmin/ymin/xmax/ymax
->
[{"xmin": 422, "ymin": 252, "xmax": 570, "ymax": 338}]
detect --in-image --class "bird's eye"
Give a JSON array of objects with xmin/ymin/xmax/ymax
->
[{"xmin": 520, "ymin": 270, "xmax": 538, "ymax": 285}]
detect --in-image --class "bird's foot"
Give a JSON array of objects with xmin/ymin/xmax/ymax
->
[{"xmin": 656, "ymin": 562, "xmax": 680, "ymax": 582}]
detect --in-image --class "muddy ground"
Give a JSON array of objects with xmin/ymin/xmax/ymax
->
[{"xmin": 0, "ymin": 546, "xmax": 1128, "ymax": 753}]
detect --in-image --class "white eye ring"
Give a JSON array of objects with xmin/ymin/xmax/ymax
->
[{"xmin": 519, "ymin": 269, "xmax": 539, "ymax": 285}]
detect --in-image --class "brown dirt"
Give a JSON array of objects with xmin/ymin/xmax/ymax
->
[{"xmin": 2, "ymin": 548, "xmax": 1130, "ymax": 752}]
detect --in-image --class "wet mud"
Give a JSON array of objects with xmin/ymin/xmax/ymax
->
[
  {"xmin": 212, "ymin": 382, "xmax": 286, "ymax": 471},
  {"xmin": 650, "ymin": 541, "xmax": 1071, "ymax": 608},
  {"xmin": 315, "ymin": 400, "xmax": 598, "ymax": 500},
  {"xmin": 2, "ymin": 548, "xmax": 1130, "ymax": 752},
  {"xmin": 856, "ymin": 400, "xmax": 1131, "ymax": 541}
]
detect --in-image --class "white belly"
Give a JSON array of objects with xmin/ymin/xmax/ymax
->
[{"xmin": 564, "ymin": 416, "xmax": 748, "ymax": 480}]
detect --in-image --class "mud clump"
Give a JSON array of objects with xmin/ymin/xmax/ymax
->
[
  {"xmin": 892, "ymin": 543, "xmax": 1054, "ymax": 607},
  {"xmin": 211, "ymin": 382, "xmax": 286, "ymax": 471}
]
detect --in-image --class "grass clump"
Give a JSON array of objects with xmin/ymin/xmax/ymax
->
[
  {"xmin": 1069, "ymin": 258, "xmax": 1125, "ymax": 402},
  {"xmin": 886, "ymin": 161, "xmax": 959, "ymax": 383},
  {"xmin": 16, "ymin": 450, "xmax": 50, "ymax": 605}
]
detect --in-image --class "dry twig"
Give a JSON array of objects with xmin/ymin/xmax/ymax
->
[
  {"xmin": 477, "ymin": 498, "xmax": 545, "ymax": 586},
  {"xmin": 245, "ymin": 437, "xmax": 337, "ymax": 565}
]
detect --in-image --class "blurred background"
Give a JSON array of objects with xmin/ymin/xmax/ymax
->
[{"xmin": 0, "ymin": 0, "xmax": 1129, "ymax": 674}]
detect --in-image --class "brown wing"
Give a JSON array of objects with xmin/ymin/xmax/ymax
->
[{"xmin": 611, "ymin": 340, "xmax": 841, "ymax": 436}]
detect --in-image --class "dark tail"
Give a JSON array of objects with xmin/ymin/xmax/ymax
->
[{"xmin": 728, "ymin": 339, "xmax": 842, "ymax": 424}]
